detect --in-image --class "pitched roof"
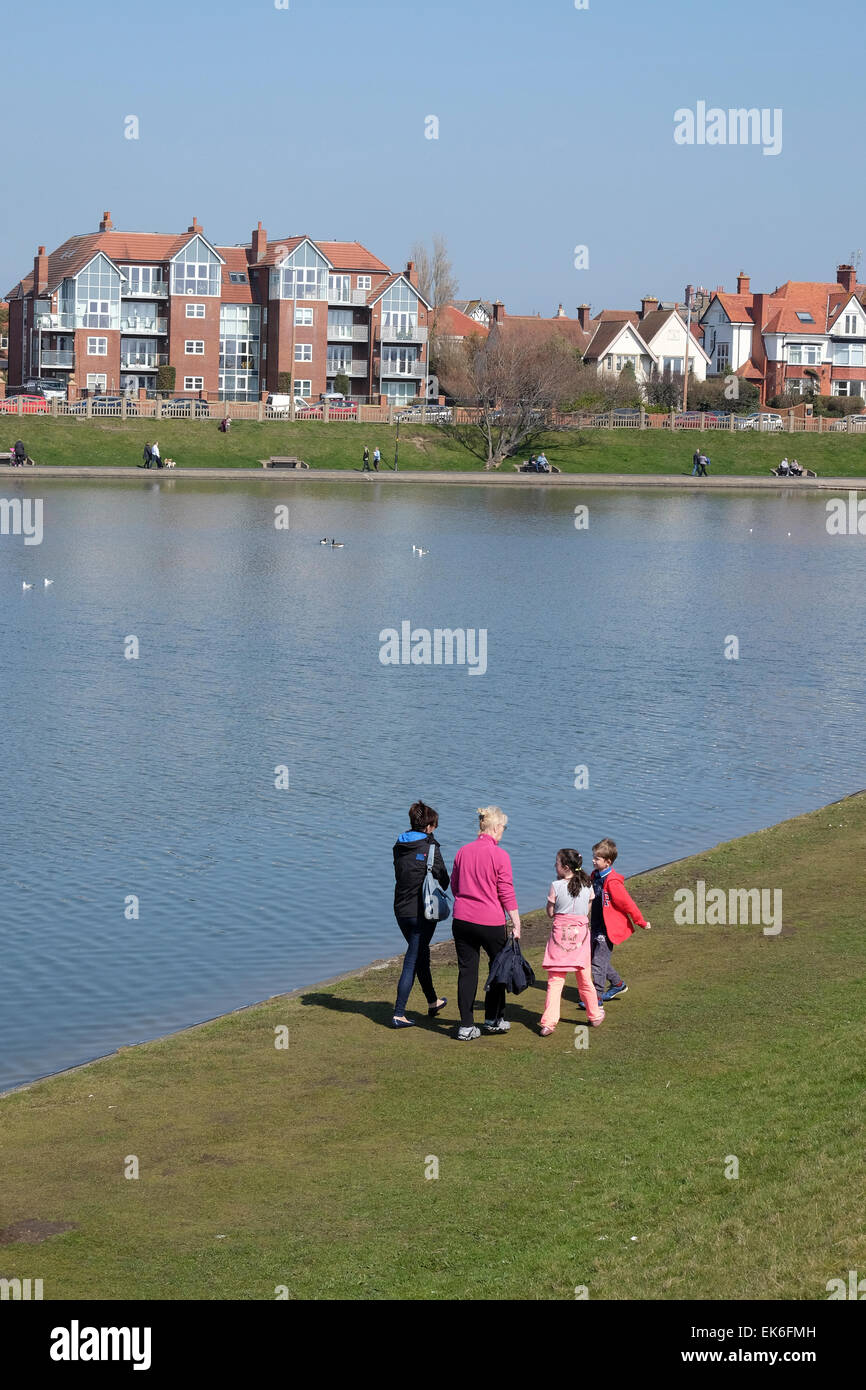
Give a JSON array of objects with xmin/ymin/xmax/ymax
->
[
  {"xmin": 492, "ymin": 313, "xmax": 592, "ymax": 355},
  {"xmin": 713, "ymin": 292, "xmax": 755, "ymax": 323},
  {"xmin": 218, "ymin": 246, "xmax": 254, "ymax": 304},
  {"xmin": 6, "ymin": 228, "xmax": 221, "ymax": 298},
  {"xmin": 591, "ymin": 308, "xmax": 640, "ymax": 326},
  {"xmin": 434, "ymin": 304, "xmax": 487, "ymax": 338},
  {"xmin": 249, "ymin": 236, "xmax": 316, "ymax": 269},
  {"xmin": 583, "ymin": 318, "xmax": 652, "ymax": 361},
  {"xmin": 314, "ymin": 241, "xmax": 390, "ymax": 273},
  {"xmin": 366, "ymin": 273, "xmax": 432, "ymax": 310}
]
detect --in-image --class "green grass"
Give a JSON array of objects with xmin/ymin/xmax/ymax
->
[
  {"xmin": 6, "ymin": 416, "xmax": 866, "ymax": 474},
  {"xmin": 1, "ymin": 795, "xmax": 865, "ymax": 1300}
]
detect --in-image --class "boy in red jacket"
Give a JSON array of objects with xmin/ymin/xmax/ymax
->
[{"xmin": 587, "ymin": 837, "xmax": 651, "ymax": 1007}]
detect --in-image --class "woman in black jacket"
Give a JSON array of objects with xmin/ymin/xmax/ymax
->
[{"xmin": 392, "ymin": 800, "xmax": 450, "ymax": 1028}]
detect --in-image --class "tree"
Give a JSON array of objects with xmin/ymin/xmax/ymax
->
[
  {"xmin": 333, "ymin": 372, "xmax": 350, "ymax": 398},
  {"xmin": 278, "ymin": 372, "xmax": 293, "ymax": 395},
  {"xmin": 439, "ymin": 328, "xmax": 585, "ymax": 468},
  {"xmin": 410, "ymin": 235, "xmax": 458, "ymax": 329},
  {"xmin": 156, "ymin": 364, "xmax": 176, "ymax": 394}
]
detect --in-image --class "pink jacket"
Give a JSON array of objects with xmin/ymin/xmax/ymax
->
[{"xmin": 450, "ymin": 834, "xmax": 518, "ymax": 926}]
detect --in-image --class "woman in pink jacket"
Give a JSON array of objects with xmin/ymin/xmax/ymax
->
[{"xmin": 450, "ymin": 806, "xmax": 522, "ymax": 1041}]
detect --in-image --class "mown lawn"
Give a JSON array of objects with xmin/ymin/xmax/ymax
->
[
  {"xmin": 1, "ymin": 795, "xmax": 864, "ymax": 1300},
  {"xmin": 5, "ymin": 416, "xmax": 866, "ymax": 475}
]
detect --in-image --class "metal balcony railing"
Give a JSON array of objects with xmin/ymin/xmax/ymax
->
[
  {"xmin": 41, "ymin": 350, "xmax": 74, "ymax": 367},
  {"xmin": 378, "ymin": 324, "xmax": 428, "ymax": 343},
  {"xmin": 121, "ymin": 283, "xmax": 168, "ymax": 298}
]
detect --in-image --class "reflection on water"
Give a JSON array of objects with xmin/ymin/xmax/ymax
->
[{"xmin": 1, "ymin": 478, "xmax": 864, "ymax": 1090}]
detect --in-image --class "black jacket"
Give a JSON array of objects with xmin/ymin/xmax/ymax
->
[
  {"xmin": 393, "ymin": 831, "xmax": 450, "ymax": 918},
  {"xmin": 484, "ymin": 936, "xmax": 536, "ymax": 995}
]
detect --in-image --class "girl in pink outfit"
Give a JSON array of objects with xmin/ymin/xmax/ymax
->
[{"xmin": 539, "ymin": 849, "xmax": 604, "ymax": 1035}]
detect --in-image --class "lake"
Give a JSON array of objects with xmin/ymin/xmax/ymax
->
[{"xmin": 1, "ymin": 476, "xmax": 864, "ymax": 1091}]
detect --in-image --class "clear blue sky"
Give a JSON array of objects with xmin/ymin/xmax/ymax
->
[{"xmin": 3, "ymin": 0, "xmax": 865, "ymax": 313}]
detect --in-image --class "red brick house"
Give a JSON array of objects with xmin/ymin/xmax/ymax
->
[{"xmin": 4, "ymin": 212, "xmax": 431, "ymax": 403}]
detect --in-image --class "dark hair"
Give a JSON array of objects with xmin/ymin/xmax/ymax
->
[
  {"xmin": 409, "ymin": 800, "xmax": 438, "ymax": 832},
  {"xmin": 557, "ymin": 848, "xmax": 591, "ymax": 897}
]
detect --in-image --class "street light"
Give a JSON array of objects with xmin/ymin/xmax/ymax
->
[{"xmin": 682, "ymin": 287, "xmax": 694, "ymax": 413}]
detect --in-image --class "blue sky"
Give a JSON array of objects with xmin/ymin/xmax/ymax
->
[{"xmin": 3, "ymin": 0, "xmax": 865, "ymax": 313}]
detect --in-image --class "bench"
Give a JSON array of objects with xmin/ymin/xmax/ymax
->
[{"xmin": 262, "ymin": 456, "xmax": 310, "ymax": 469}]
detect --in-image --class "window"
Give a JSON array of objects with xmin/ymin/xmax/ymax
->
[
  {"xmin": 833, "ymin": 344, "xmax": 865, "ymax": 366},
  {"xmin": 171, "ymin": 237, "xmax": 221, "ymax": 296},
  {"xmin": 294, "ymin": 380, "xmax": 312, "ymax": 397},
  {"xmin": 328, "ymin": 346, "xmax": 353, "ymax": 374},
  {"xmin": 219, "ymin": 304, "xmax": 260, "ymax": 400},
  {"xmin": 186, "ymin": 304, "xmax": 206, "ymax": 318},
  {"xmin": 229, "ymin": 272, "xmax": 247, "ymax": 284},
  {"xmin": 295, "ymin": 343, "xmax": 313, "ymax": 362},
  {"xmin": 661, "ymin": 356, "xmax": 683, "ymax": 375},
  {"xmin": 270, "ymin": 242, "xmax": 328, "ymax": 301},
  {"xmin": 295, "ymin": 307, "xmax": 313, "ymax": 326},
  {"xmin": 380, "ymin": 281, "xmax": 420, "ymax": 339},
  {"xmin": 357, "ymin": 275, "xmax": 371, "ymax": 290},
  {"xmin": 844, "ymin": 313, "xmax": 859, "ymax": 335},
  {"xmin": 605, "ymin": 355, "xmax": 613, "ymax": 369},
  {"xmin": 329, "ymin": 274, "xmax": 351, "ymax": 303},
  {"xmin": 86, "ymin": 373, "xmax": 107, "ymax": 390},
  {"xmin": 87, "ymin": 337, "xmax": 107, "ymax": 355},
  {"xmin": 74, "ymin": 254, "xmax": 121, "ymax": 330},
  {"xmin": 788, "ymin": 343, "xmax": 821, "ymax": 366},
  {"xmin": 184, "ymin": 376, "xmax": 204, "ymax": 391},
  {"xmin": 616, "ymin": 354, "xmax": 638, "ymax": 372},
  {"xmin": 716, "ymin": 342, "xmax": 730, "ymax": 368},
  {"xmin": 122, "ymin": 265, "xmax": 166, "ymax": 297},
  {"xmin": 121, "ymin": 338, "xmax": 158, "ymax": 369},
  {"xmin": 185, "ymin": 340, "xmax": 205, "ymax": 355},
  {"xmin": 328, "ymin": 309, "xmax": 353, "ymax": 339},
  {"xmin": 381, "ymin": 346, "xmax": 420, "ymax": 376},
  {"xmin": 795, "ymin": 311, "xmax": 815, "ymax": 323}
]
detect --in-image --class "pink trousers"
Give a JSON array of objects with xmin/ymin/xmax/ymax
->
[{"xmin": 542, "ymin": 967, "xmax": 605, "ymax": 1027}]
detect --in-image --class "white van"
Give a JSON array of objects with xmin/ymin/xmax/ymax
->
[{"xmin": 266, "ymin": 394, "xmax": 307, "ymax": 416}]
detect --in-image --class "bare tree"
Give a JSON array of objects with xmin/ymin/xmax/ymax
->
[
  {"xmin": 440, "ymin": 329, "xmax": 585, "ymax": 468},
  {"xmin": 410, "ymin": 235, "xmax": 458, "ymax": 322}
]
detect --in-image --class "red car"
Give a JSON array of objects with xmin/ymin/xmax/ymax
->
[{"xmin": 0, "ymin": 395, "xmax": 51, "ymax": 414}]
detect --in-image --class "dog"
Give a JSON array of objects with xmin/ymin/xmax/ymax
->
[{"xmin": 164, "ymin": 459, "xmax": 177, "ymax": 469}]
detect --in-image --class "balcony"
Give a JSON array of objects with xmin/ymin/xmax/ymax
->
[
  {"xmin": 121, "ymin": 316, "xmax": 167, "ymax": 334},
  {"xmin": 121, "ymin": 283, "xmax": 168, "ymax": 299},
  {"xmin": 326, "ymin": 361, "xmax": 368, "ymax": 378},
  {"xmin": 327, "ymin": 323, "xmax": 369, "ymax": 342},
  {"xmin": 378, "ymin": 324, "xmax": 428, "ymax": 344},
  {"xmin": 37, "ymin": 313, "xmax": 75, "ymax": 331},
  {"xmin": 377, "ymin": 359, "xmax": 423, "ymax": 378},
  {"xmin": 120, "ymin": 353, "xmax": 166, "ymax": 370},
  {"xmin": 41, "ymin": 350, "xmax": 74, "ymax": 367},
  {"xmin": 328, "ymin": 287, "xmax": 371, "ymax": 307}
]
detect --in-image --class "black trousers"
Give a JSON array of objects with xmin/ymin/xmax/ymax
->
[{"xmin": 452, "ymin": 917, "xmax": 507, "ymax": 1026}]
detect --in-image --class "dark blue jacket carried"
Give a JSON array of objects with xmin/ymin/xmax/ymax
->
[{"xmin": 393, "ymin": 831, "xmax": 449, "ymax": 918}]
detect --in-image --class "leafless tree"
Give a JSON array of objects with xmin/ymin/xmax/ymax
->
[
  {"xmin": 439, "ymin": 329, "xmax": 586, "ymax": 468},
  {"xmin": 410, "ymin": 235, "xmax": 459, "ymax": 325}
]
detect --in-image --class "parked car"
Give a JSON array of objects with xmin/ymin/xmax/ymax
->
[
  {"xmin": 737, "ymin": 412, "xmax": 783, "ymax": 431},
  {"xmin": 318, "ymin": 393, "xmax": 358, "ymax": 417},
  {"xmin": 0, "ymin": 394, "xmax": 50, "ymax": 413},
  {"xmin": 68, "ymin": 396, "xmax": 139, "ymax": 416},
  {"xmin": 161, "ymin": 398, "xmax": 210, "ymax": 417},
  {"xmin": 396, "ymin": 404, "xmax": 452, "ymax": 423},
  {"xmin": 24, "ymin": 377, "xmax": 67, "ymax": 400},
  {"xmin": 266, "ymin": 393, "xmax": 308, "ymax": 416}
]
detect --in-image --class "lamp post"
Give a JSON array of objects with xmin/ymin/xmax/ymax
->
[{"xmin": 682, "ymin": 287, "xmax": 694, "ymax": 413}]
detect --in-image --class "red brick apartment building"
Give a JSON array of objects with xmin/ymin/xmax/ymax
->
[{"xmin": 4, "ymin": 212, "xmax": 431, "ymax": 403}]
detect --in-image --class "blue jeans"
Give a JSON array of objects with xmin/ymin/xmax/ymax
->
[{"xmin": 394, "ymin": 915, "xmax": 438, "ymax": 1016}]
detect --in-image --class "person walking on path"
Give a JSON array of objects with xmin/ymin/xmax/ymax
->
[
  {"xmin": 391, "ymin": 800, "xmax": 449, "ymax": 1028},
  {"xmin": 691, "ymin": 447, "xmax": 702, "ymax": 476},
  {"xmin": 151, "ymin": 440, "xmax": 163, "ymax": 469},
  {"xmin": 539, "ymin": 849, "xmax": 604, "ymax": 1035},
  {"xmin": 449, "ymin": 805, "xmax": 522, "ymax": 1040},
  {"xmin": 586, "ymin": 837, "xmax": 651, "ymax": 1010},
  {"xmin": 372, "ymin": 446, "xmax": 381, "ymax": 472},
  {"xmin": 140, "ymin": 442, "xmax": 153, "ymax": 469},
  {"xmin": 362, "ymin": 446, "xmax": 371, "ymax": 472}
]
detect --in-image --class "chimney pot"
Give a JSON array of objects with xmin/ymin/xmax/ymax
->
[
  {"xmin": 640, "ymin": 295, "xmax": 659, "ymax": 318},
  {"xmin": 737, "ymin": 272, "xmax": 750, "ymax": 295},
  {"xmin": 576, "ymin": 303, "xmax": 591, "ymax": 331},
  {"xmin": 492, "ymin": 300, "xmax": 505, "ymax": 324},
  {"xmin": 837, "ymin": 263, "xmax": 857, "ymax": 294}
]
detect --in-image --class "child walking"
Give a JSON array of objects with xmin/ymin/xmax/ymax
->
[
  {"xmin": 588, "ymin": 837, "xmax": 651, "ymax": 1009},
  {"xmin": 539, "ymin": 849, "xmax": 604, "ymax": 1035}
]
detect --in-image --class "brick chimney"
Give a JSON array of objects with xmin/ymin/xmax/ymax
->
[
  {"xmin": 99, "ymin": 210, "xmax": 113, "ymax": 232},
  {"xmin": 640, "ymin": 295, "xmax": 659, "ymax": 319},
  {"xmin": 576, "ymin": 303, "xmax": 591, "ymax": 331},
  {"xmin": 492, "ymin": 300, "xmax": 505, "ymax": 324},
  {"xmin": 34, "ymin": 245, "xmax": 48, "ymax": 295},
  {"xmin": 251, "ymin": 221, "xmax": 267, "ymax": 261},
  {"xmin": 406, "ymin": 259, "xmax": 418, "ymax": 287},
  {"xmin": 737, "ymin": 270, "xmax": 750, "ymax": 295},
  {"xmin": 837, "ymin": 263, "xmax": 857, "ymax": 294},
  {"xmin": 188, "ymin": 217, "xmax": 202, "ymax": 234}
]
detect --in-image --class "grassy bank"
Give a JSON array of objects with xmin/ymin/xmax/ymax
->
[
  {"xmin": 1, "ymin": 794, "xmax": 865, "ymax": 1300},
  {"xmin": 5, "ymin": 416, "xmax": 866, "ymax": 475}
]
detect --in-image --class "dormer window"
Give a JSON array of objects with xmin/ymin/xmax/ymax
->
[{"xmin": 844, "ymin": 314, "xmax": 858, "ymax": 334}]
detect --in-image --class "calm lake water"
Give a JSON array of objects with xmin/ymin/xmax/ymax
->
[{"xmin": 1, "ymin": 476, "xmax": 865, "ymax": 1091}]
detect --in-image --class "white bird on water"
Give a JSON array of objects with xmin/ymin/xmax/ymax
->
[
  {"xmin": 22, "ymin": 581, "xmax": 33, "ymax": 591},
  {"xmin": 44, "ymin": 578, "xmax": 53, "ymax": 586},
  {"xmin": 416, "ymin": 548, "xmax": 429, "ymax": 556}
]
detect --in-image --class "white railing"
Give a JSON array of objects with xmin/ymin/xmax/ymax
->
[
  {"xmin": 379, "ymin": 361, "xmax": 422, "ymax": 377},
  {"xmin": 379, "ymin": 324, "xmax": 428, "ymax": 343},
  {"xmin": 121, "ymin": 283, "xmax": 168, "ymax": 298},
  {"xmin": 327, "ymin": 324, "xmax": 369, "ymax": 342},
  {"xmin": 121, "ymin": 316, "xmax": 167, "ymax": 334},
  {"xmin": 327, "ymin": 361, "xmax": 367, "ymax": 377},
  {"xmin": 41, "ymin": 351, "xmax": 74, "ymax": 366}
]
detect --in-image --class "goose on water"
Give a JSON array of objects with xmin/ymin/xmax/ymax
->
[{"xmin": 331, "ymin": 540, "xmax": 344, "ymax": 548}]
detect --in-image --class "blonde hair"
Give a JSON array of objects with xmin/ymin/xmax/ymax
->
[{"xmin": 477, "ymin": 805, "xmax": 507, "ymax": 834}]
